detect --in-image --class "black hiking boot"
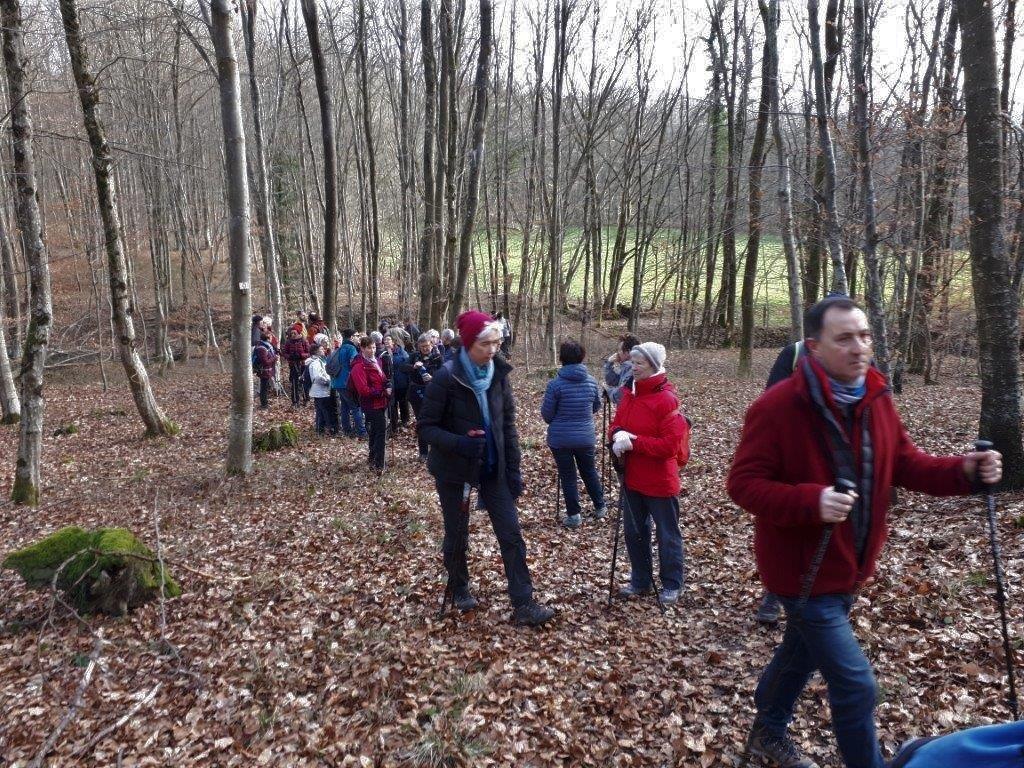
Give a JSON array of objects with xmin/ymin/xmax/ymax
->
[
  {"xmin": 756, "ymin": 593, "xmax": 782, "ymax": 624},
  {"xmin": 453, "ymin": 589, "xmax": 479, "ymax": 612},
  {"xmin": 512, "ymin": 600, "xmax": 555, "ymax": 627},
  {"xmin": 748, "ymin": 730, "xmax": 819, "ymax": 768}
]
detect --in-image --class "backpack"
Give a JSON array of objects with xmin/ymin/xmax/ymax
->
[
  {"xmin": 890, "ymin": 720, "xmax": 1024, "ymax": 767},
  {"xmin": 301, "ymin": 362, "xmax": 313, "ymax": 390},
  {"xmin": 251, "ymin": 341, "xmax": 273, "ymax": 372},
  {"xmin": 325, "ymin": 346, "xmax": 345, "ymax": 378}
]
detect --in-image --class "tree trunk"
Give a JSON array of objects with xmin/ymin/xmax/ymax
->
[
  {"xmin": 958, "ymin": 0, "xmax": 1024, "ymax": 487},
  {"xmin": 209, "ymin": 0, "xmax": 254, "ymax": 475},
  {"xmin": 0, "ymin": 250, "xmax": 20, "ymax": 422},
  {"xmin": 59, "ymin": 0, "xmax": 176, "ymax": 438},
  {"xmin": 2, "ymin": 0, "xmax": 51, "ymax": 504},
  {"xmin": 739, "ymin": 6, "xmax": 771, "ymax": 376},
  {"xmin": 417, "ymin": 0, "xmax": 438, "ymax": 326},
  {"xmin": 241, "ymin": 0, "xmax": 284, "ymax": 339},
  {"xmin": 807, "ymin": 0, "xmax": 848, "ymax": 294},
  {"xmin": 449, "ymin": 0, "xmax": 492, "ymax": 325},
  {"xmin": 852, "ymin": 0, "xmax": 890, "ymax": 375},
  {"xmin": 356, "ymin": 0, "xmax": 381, "ymax": 325},
  {"xmin": 301, "ymin": 0, "xmax": 338, "ymax": 331},
  {"xmin": 546, "ymin": 0, "xmax": 568, "ymax": 360}
]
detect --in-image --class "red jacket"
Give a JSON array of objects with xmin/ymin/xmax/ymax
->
[
  {"xmin": 349, "ymin": 355, "xmax": 390, "ymax": 410},
  {"xmin": 608, "ymin": 373, "xmax": 690, "ymax": 497},
  {"xmin": 727, "ymin": 358, "xmax": 970, "ymax": 598},
  {"xmin": 282, "ymin": 338, "xmax": 310, "ymax": 369}
]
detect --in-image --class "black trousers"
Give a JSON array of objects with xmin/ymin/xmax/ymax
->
[
  {"xmin": 389, "ymin": 386, "xmax": 410, "ymax": 431},
  {"xmin": 435, "ymin": 475, "xmax": 533, "ymax": 606},
  {"xmin": 365, "ymin": 407, "xmax": 387, "ymax": 469},
  {"xmin": 258, "ymin": 377, "xmax": 270, "ymax": 408}
]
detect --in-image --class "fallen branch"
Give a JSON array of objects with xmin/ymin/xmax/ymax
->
[
  {"xmin": 70, "ymin": 682, "xmax": 162, "ymax": 758},
  {"xmin": 29, "ymin": 631, "xmax": 104, "ymax": 768}
]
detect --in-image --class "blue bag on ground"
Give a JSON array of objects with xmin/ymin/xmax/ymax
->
[{"xmin": 889, "ymin": 720, "xmax": 1024, "ymax": 767}]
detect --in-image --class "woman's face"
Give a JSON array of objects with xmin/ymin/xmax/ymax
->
[
  {"xmin": 418, "ymin": 340, "xmax": 432, "ymax": 356},
  {"xmin": 468, "ymin": 333, "xmax": 500, "ymax": 366},
  {"xmin": 631, "ymin": 353, "xmax": 655, "ymax": 381}
]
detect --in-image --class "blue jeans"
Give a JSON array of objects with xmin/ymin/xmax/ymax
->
[
  {"xmin": 755, "ymin": 594, "xmax": 884, "ymax": 768},
  {"xmin": 336, "ymin": 388, "xmax": 366, "ymax": 436},
  {"xmin": 621, "ymin": 489, "xmax": 684, "ymax": 591},
  {"xmin": 551, "ymin": 446, "xmax": 605, "ymax": 516}
]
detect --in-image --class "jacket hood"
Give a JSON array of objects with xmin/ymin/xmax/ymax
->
[{"xmin": 558, "ymin": 363, "xmax": 589, "ymax": 382}]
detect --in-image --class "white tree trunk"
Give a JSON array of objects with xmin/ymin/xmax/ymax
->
[{"xmin": 1, "ymin": 0, "xmax": 51, "ymax": 505}]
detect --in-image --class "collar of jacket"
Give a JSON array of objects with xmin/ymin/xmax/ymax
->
[
  {"xmin": 448, "ymin": 353, "xmax": 511, "ymax": 389},
  {"xmin": 796, "ymin": 355, "xmax": 888, "ymax": 415},
  {"xmin": 632, "ymin": 371, "xmax": 670, "ymax": 396}
]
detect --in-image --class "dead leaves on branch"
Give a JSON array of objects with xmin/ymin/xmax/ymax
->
[{"xmin": 0, "ymin": 352, "xmax": 1020, "ymax": 765}]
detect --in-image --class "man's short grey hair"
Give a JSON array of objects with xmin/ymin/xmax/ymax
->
[
  {"xmin": 370, "ymin": 331, "xmax": 383, "ymax": 343},
  {"xmin": 441, "ymin": 328, "xmax": 455, "ymax": 343},
  {"xmin": 417, "ymin": 333, "xmax": 433, "ymax": 345}
]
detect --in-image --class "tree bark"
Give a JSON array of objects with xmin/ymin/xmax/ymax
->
[
  {"xmin": 449, "ymin": 0, "xmax": 492, "ymax": 325},
  {"xmin": 356, "ymin": 0, "xmax": 381, "ymax": 325},
  {"xmin": 241, "ymin": 0, "xmax": 284, "ymax": 339},
  {"xmin": 209, "ymin": 0, "xmax": 254, "ymax": 475},
  {"xmin": 958, "ymin": 0, "xmax": 1024, "ymax": 487},
  {"xmin": 1, "ymin": 0, "xmax": 51, "ymax": 504},
  {"xmin": 301, "ymin": 0, "xmax": 338, "ymax": 331},
  {"xmin": 59, "ymin": 0, "xmax": 177, "ymax": 438},
  {"xmin": 852, "ymin": 0, "xmax": 890, "ymax": 375},
  {"xmin": 417, "ymin": 0, "xmax": 438, "ymax": 326}
]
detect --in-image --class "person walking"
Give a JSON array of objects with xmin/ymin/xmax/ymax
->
[
  {"xmin": 405, "ymin": 333, "xmax": 444, "ymax": 461},
  {"xmin": 541, "ymin": 340, "xmax": 607, "ymax": 528},
  {"xmin": 306, "ymin": 340, "xmax": 336, "ymax": 435},
  {"xmin": 330, "ymin": 329, "xmax": 366, "ymax": 439},
  {"xmin": 727, "ymin": 296, "xmax": 1002, "ymax": 768},
  {"xmin": 608, "ymin": 341, "xmax": 690, "ymax": 606},
  {"xmin": 350, "ymin": 336, "xmax": 391, "ymax": 471},
  {"xmin": 282, "ymin": 327, "xmax": 310, "ymax": 407},
  {"xmin": 603, "ymin": 333, "xmax": 640, "ymax": 406},
  {"xmin": 418, "ymin": 310, "xmax": 555, "ymax": 627}
]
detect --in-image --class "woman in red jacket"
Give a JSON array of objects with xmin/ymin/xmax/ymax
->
[
  {"xmin": 350, "ymin": 336, "xmax": 392, "ymax": 471},
  {"xmin": 608, "ymin": 341, "xmax": 690, "ymax": 605}
]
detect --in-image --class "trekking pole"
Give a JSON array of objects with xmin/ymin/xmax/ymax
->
[
  {"xmin": 438, "ymin": 481, "xmax": 474, "ymax": 619},
  {"xmin": 973, "ymin": 439, "xmax": 1019, "ymax": 720},
  {"xmin": 607, "ymin": 444, "xmax": 624, "ymax": 606},
  {"xmin": 795, "ymin": 477, "xmax": 856, "ymax": 617},
  {"xmin": 601, "ymin": 390, "xmax": 609, "ymax": 490},
  {"xmin": 554, "ymin": 467, "xmax": 561, "ymax": 524},
  {"xmin": 609, "ymin": 451, "xmax": 667, "ymax": 615}
]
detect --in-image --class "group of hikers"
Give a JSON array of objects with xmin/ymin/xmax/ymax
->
[{"xmin": 250, "ymin": 298, "xmax": 1008, "ymax": 768}]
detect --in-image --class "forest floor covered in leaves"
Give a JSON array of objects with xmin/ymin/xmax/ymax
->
[{"xmin": 0, "ymin": 349, "xmax": 1021, "ymax": 767}]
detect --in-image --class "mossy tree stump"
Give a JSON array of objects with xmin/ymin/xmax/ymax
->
[
  {"xmin": 253, "ymin": 421, "xmax": 299, "ymax": 452},
  {"xmin": 2, "ymin": 526, "xmax": 181, "ymax": 616}
]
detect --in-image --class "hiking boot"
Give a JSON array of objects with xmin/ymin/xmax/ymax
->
[
  {"xmin": 512, "ymin": 600, "xmax": 555, "ymax": 627},
  {"xmin": 562, "ymin": 513, "xmax": 582, "ymax": 529},
  {"xmin": 453, "ymin": 589, "xmax": 479, "ymax": 612},
  {"xmin": 593, "ymin": 505, "xmax": 608, "ymax": 520},
  {"xmin": 756, "ymin": 593, "xmax": 782, "ymax": 624},
  {"xmin": 659, "ymin": 588, "xmax": 680, "ymax": 605},
  {"xmin": 748, "ymin": 730, "xmax": 819, "ymax": 768},
  {"xmin": 616, "ymin": 584, "xmax": 654, "ymax": 600}
]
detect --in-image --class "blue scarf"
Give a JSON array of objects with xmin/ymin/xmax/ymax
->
[
  {"xmin": 829, "ymin": 376, "xmax": 866, "ymax": 406},
  {"xmin": 459, "ymin": 348, "xmax": 497, "ymax": 473}
]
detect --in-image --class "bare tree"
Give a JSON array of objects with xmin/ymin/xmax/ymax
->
[
  {"xmin": 2, "ymin": 0, "xmax": 51, "ymax": 505},
  {"xmin": 301, "ymin": 0, "xmax": 339, "ymax": 331},
  {"xmin": 59, "ymin": 0, "xmax": 177, "ymax": 438},
  {"xmin": 209, "ymin": 0, "xmax": 254, "ymax": 475},
  {"xmin": 958, "ymin": 0, "xmax": 1024, "ymax": 486}
]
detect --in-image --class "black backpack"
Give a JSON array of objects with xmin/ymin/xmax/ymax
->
[
  {"xmin": 325, "ymin": 346, "xmax": 345, "ymax": 378},
  {"xmin": 300, "ymin": 362, "xmax": 313, "ymax": 390}
]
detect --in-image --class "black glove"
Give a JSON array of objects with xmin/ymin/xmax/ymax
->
[
  {"xmin": 507, "ymin": 471, "xmax": 523, "ymax": 499},
  {"xmin": 455, "ymin": 435, "xmax": 486, "ymax": 459}
]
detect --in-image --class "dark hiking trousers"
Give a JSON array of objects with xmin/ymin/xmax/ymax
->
[
  {"xmin": 551, "ymin": 446, "xmax": 606, "ymax": 517},
  {"xmin": 314, "ymin": 396, "xmax": 337, "ymax": 435},
  {"xmin": 621, "ymin": 489, "xmax": 684, "ymax": 591},
  {"xmin": 436, "ymin": 475, "xmax": 533, "ymax": 607},
  {"xmin": 258, "ymin": 378, "xmax": 270, "ymax": 408},
  {"xmin": 365, "ymin": 406, "xmax": 387, "ymax": 469},
  {"xmin": 754, "ymin": 594, "xmax": 884, "ymax": 768}
]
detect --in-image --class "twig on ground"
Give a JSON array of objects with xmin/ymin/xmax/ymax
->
[
  {"xmin": 28, "ymin": 630, "xmax": 104, "ymax": 768},
  {"xmin": 70, "ymin": 682, "xmax": 162, "ymax": 758}
]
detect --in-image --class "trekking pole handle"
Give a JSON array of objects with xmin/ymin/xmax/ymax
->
[
  {"xmin": 974, "ymin": 440, "xmax": 995, "ymax": 489},
  {"xmin": 835, "ymin": 477, "xmax": 858, "ymax": 496}
]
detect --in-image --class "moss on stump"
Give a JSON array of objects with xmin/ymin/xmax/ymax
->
[
  {"xmin": 2, "ymin": 526, "xmax": 181, "ymax": 616},
  {"xmin": 253, "ymin": 421, "xmax": 299, "ymax": 452}
]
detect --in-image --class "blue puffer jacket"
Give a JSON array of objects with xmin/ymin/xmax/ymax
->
[
  {"xmin": 392, "ymin": 346, "xmax": 410, "ymax": 390},
  {"xmin": 541, "ymin": 363, "xmax": 601, "ymax": 449}
]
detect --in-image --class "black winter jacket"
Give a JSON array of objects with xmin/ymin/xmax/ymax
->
[{"xmin": 418, "ymin": 354, "xmax": 522, "ymax": 488}]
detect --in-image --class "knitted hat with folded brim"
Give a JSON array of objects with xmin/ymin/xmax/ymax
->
[
  {"xmin": 630, "ymin": 342, "xmax": 667, "ymax": 375},
  {"xmin": 456, "ymin": 310, "xmax": 502, "ymax": 349}
]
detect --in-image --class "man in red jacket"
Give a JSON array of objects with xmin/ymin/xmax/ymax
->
[{"xmin": 727, "ymin": 296, "xmax": 1001, "ymax": 768}]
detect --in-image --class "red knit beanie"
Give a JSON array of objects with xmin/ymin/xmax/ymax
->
[{"xmin": 456, "ymin": 310, "xmax": 498, "ymax": 349}]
